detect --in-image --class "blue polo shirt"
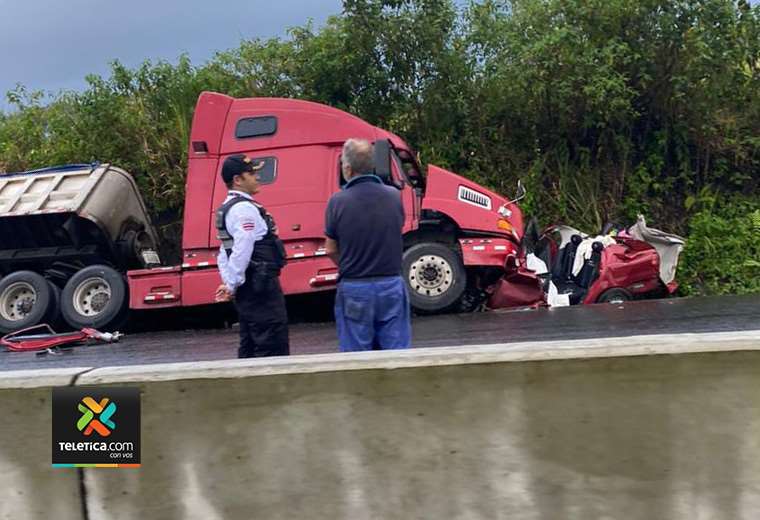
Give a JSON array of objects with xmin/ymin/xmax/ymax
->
[{"xmin": 325, "ymin": 175, "xmax": 405, "ymax": 280}]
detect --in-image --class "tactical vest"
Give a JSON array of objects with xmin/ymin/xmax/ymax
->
[{"xmin": 215, "ymin": 196, "xmax": 287, "ymax": 270}]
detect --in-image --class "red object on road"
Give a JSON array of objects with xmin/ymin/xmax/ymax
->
[
  {"xmin": 496, "ymin": 216, "xmax": 686, "ymax": 309},
  {"xmin": 1, "ymin": 324, "xmax": 122, "ymax": 352}
]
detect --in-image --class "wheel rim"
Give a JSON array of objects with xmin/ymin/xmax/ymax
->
[
  {"xmin": 0, "ymin": 282, "xmax": 37, "ymax": 322},
  {"xmin": 72, "ymin": 276, "xmax": 112, "ymax": 317},
  {"xmin": 408, "ymin": 254, "xmax": 454, "ymax": 297},
  {"xmin": 601, "ymin": 291, "xmax": 629, "ymax": 304}
]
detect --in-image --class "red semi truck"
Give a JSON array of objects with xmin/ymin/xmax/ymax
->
[{"xmin": 0, "ymin": 92, "xmax": 528, "ymax": 332}]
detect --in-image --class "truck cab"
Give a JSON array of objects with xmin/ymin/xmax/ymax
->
[{"xmin": 128, "ymin": 92, "xmax": 525, "ymax": 315}]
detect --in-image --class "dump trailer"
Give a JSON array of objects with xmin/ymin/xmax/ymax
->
[
  {"xmin": 0, "ymin": 164, "xmax": 160, "ymax": 332},
  {"xmin": 0, "ymin": 91, "xmax": 534, "ymax": 333}
]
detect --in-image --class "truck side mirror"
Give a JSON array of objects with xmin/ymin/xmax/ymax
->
[
  {"xmin": 509, "ymin": 179, "xmax": 527, "ymax": 204},
  {"xmin": 373, "ymin": 139, "xmax": 393, "ymax": 186}
]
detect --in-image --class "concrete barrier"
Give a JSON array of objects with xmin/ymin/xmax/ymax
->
[
  {"xmin": 0, "ymin": 368, "xmax": 91, "ymax": 520},
  {"xmin": 1, "ymin": 331, "xmax": 759, "ymax": 519}
]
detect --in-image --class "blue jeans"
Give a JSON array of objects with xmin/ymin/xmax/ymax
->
[{"xmin": 335, "ymin": 276, "xmax": 411, "ymax": 352}]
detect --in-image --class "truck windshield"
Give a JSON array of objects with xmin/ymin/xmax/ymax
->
[{"xmin": 391, "ymin": 149, "xmax": 425, "ymax": 191}]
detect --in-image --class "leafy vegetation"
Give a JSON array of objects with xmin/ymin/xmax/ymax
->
[{"xmin": 1, "ymin": 0, "xmax": 758, "ymax": 294}]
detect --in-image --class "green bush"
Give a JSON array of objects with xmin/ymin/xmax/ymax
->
[{"xmin": 679, "ymin": 193, "xmax": 760, "ymax": 295}]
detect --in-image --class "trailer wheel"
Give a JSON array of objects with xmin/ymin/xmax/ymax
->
[
  {"xmin": 45, "ymin": 281, "xmax": 62, "ymax": 327},
  {"xmin": 402, "ymin": 242, "xmax": 466, "ymax": 313},
  {"xmin": 61, "ymin": 265, "xmax": 127, "ymax": 329},
  {"xmin": 596, "ymin": 288, "xmax": 633, "ymax": 304},
  {"xmin": 0, "ymin": 271, "xmax": 53, "ymax": 333}
]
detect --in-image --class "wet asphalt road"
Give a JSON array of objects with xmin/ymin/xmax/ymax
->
[{"xmin": 1, "ymin": 294, "xmax": 758, "ymax": 372}]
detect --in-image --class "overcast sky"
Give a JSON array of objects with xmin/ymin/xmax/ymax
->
[{"xmin": 0, "ymin": 0, "xmax": 343, "ymax": 109}]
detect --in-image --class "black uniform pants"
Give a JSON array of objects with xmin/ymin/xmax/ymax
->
[{"xmin": 234, "ymin": 276, "xmax": 289, "ymax": 358}]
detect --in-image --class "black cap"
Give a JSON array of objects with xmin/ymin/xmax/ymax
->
[{"xmin": 221, "ymin": 154, "xmax": 264, "ymax": 184}]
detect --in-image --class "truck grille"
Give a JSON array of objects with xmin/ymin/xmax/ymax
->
[{"xmin": 458, "ymin": 186, "xmax": 492, "ymax": 210}]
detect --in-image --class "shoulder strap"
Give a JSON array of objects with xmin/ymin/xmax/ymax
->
[
  {"xmin": 250, "ymin": 200, "xmax": 268, "ymax": 219},
  {"xmin": 215, "ymin": 195, "xmax": 255, "ymax": 246},
  {"xmin": 250, "ymin": 200, "xmax": 280, "ymax": 236},
  {"xmin": 223, "ymin": 195, "xmax": 253, "ymax": 213}
]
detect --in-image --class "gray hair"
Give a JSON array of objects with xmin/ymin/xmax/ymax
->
[{"xmin": 341, "ymin": 138, "xmax": 374, "ymax": 176}]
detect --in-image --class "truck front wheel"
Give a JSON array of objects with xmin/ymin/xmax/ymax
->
[
  {"xmin": 402, "ymin": 243, "xmax": 466, "ymax": 313},
  {"xmin": 61, "ymin": 265, "xmax": 128, "ymax": 330},
  {"xmin": 0, "ymin": 271, "xmax": 54, "ymax": 333}
]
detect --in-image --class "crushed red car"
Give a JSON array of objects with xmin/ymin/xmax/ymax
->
[{"xmin": 487, "ymin": 214, "xmax": 686, "ymax": 309}]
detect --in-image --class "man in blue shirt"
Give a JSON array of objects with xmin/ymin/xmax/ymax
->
[
  {"xmin": 324, "ymin": 138, "xmax": 411, "ymax": 351},
  {"xmin": 215, "ymin": 155, "xmax": 289, "ymax": 358}
]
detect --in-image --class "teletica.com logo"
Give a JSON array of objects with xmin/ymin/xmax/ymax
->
[
  {"xmin": 77, "ymin": 397, "xmax": 116, "ymax": 437},
  {"xmin": 53, "ymin": 387, "xmax": 139, "ymax": 467}
]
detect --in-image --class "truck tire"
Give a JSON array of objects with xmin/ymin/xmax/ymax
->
[
  {"xmin": 61, "ymin": 265, "xmax": 128, "ymax": 330},
  {"xmin": 596, "ymin": 287, "xmax": 633, "ymax": 304},
  {"xmin": 402, "ymin": 242, "xmax": 466, "ymax": 313},
  {"xmin": 45, "ymin": 281, "xmax": 62, "ymax": 328},
  {"xmin": 0, "ymin": 271, "xmax": 54, "ymax": 333}
]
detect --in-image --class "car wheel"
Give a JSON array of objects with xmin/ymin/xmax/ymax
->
[{"xmin": 596, "ymin": 287, "xmax": 633, "ymax": 304}]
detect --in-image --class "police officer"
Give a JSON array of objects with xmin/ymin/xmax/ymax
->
[{"xmin": 215, "ymin": 154, "xmax": 289, "ymax": 358}]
